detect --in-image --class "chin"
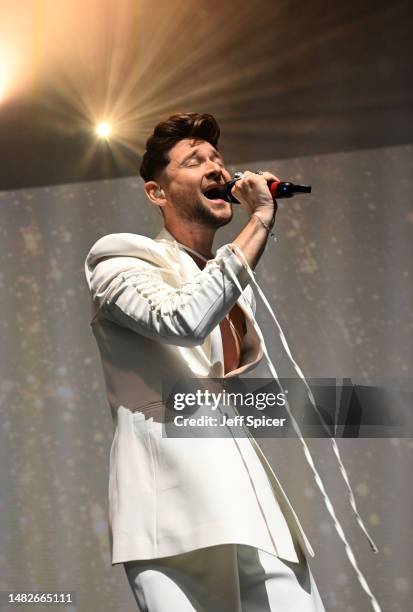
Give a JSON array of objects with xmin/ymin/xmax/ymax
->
[
  {"xmin": 214, "ymin": 209, "xmax": 233, "ymax": 227},
  {"xmin": 209, "ymin": 201, "xmax": 232, "ymax": 215}
]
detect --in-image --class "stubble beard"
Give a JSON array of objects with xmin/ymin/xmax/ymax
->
[{"xmin": 176, "ymin": 198, "xmax": 232, "ymax": 229}]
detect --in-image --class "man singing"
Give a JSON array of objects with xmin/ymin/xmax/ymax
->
[{"xmin": 84, "ymin": 112, "xmax": 326, "ymax": 611}]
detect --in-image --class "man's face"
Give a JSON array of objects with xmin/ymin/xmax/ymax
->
[{"xmin": 160, "ymin": 138, "xmax": 233, "ymax": 228}]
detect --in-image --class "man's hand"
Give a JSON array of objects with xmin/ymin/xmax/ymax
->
[
  {"xmin": 230, "ymin": 170, "xmax": 281, "ymax": 270},
  {"xmin": 230, "ymin": 170, "xmax": 279, "ymax": 224}
]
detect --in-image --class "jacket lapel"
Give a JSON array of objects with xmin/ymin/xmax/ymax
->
[{"xmin": 154, "ymin": 226, "xmax": 263, "ymax": 377}]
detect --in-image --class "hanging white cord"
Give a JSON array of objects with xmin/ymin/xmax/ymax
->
[
  {"xmin": 228, "ymin": 243, "xmax": 379, "ymax": 549},
  {"xmin": 222, "ymin": 241, "xmax": 381, "ymax": 612},
  {"xmin": 174, "ymin": 235, "xmax": 376, "ymax": 553}
]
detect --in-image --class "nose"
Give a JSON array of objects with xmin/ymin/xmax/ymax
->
[{"xmin": 205, "ymin": 160, "xmax": 224, "ymax": 182}]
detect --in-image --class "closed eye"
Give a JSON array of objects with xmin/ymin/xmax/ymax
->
[{"xmin": 184, "ymin": 157, "xmax": 224, "ymax": 169}]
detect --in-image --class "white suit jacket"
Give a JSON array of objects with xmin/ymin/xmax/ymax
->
[{"xmin": 84, "ymin": 226, "xmax": 315, "ymax": 565}]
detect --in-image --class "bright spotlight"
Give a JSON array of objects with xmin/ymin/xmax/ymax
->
[
  {"xmin": 0, "ymin": 60, "xmax": 11, "ymax": 103},
  {"xmin": 96, "ymin": 121, "xmax": 111, "ymax": 139}
]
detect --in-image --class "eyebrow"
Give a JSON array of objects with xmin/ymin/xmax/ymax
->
[{"xmin": 179, "ymin": 148, "xmax": 223, "ymax": 166}]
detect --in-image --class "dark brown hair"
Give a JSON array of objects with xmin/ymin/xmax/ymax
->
[{"xmin": 139, "ymin": 112, "xmax": 220, "ymax": 182}]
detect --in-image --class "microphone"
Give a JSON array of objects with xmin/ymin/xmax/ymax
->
[{"xmin": 204, "ymin": 175, "xmax": 311, "ymax": 204}]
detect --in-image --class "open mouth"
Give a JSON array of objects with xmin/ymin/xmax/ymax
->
[
  {"xmin": 203, "ymin": 184, "xmax": 227, "ymax": 203},
  {"xmin": 203, "ymin": 193, "xmax": 227, "ymax": 205}
]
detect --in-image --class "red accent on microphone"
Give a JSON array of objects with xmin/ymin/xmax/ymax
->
[{"xmin": 268, "ymin": 180, "xmax": 280, "ymax": 199}]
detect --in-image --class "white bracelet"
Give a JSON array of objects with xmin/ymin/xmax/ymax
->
[{"xmin": 251, "ymin": 213, "xmax": 277, "ymax": 242}]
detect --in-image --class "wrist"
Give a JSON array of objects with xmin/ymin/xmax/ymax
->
[
  {"xmin": 252, "ymin": 209, "xmax": 276, "ymax": 228},
  {"xmin": 250, "ymin": 212, "xmax": 277, "ymax": 242}
]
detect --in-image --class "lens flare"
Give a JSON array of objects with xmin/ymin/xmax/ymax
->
[{"xmin": 96, "ymin": 121, "xmax": 111, "ymax": 139}]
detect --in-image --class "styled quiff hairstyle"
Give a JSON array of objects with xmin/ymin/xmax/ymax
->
[{"xmin": 139, "ymin": 112, "xmax": 220, "ymax": 182}]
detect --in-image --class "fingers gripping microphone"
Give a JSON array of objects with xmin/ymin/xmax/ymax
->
[{"xmin": 204, "ymin": 173, "xmax": 311, "ymax": 204}]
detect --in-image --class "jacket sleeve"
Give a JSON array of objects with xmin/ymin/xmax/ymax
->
[{"xmin": 87, "ymin": 243, "xmax": 252, "ymax": 347}]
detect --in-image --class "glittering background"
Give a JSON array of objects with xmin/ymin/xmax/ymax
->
[{"xmin": 0, "ymin": 143, "xmax": 412, "ymax": 611}]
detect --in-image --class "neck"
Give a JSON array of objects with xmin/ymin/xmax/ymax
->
[{"xmin": 164, "ymin": 220, "xmax": 216, "ymax": 260}]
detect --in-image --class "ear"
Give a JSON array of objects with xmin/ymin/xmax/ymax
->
[{"xmin": 144, "ymin": 181, "xmax": 167, "ymax": 210}]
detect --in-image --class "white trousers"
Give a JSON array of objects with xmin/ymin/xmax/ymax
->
[{"xmin": 124, "ymin": 543, "xmax": 326, "ymax": 612}]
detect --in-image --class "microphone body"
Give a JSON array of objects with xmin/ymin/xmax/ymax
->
[{"xmin": 204, "ymin": 179, "xmax": 311, "ymax": 204}]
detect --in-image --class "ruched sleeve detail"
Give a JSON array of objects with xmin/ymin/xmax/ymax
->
[{"xmin": 87, "ymin": 243, "xmax": 251, "ymax": 347}]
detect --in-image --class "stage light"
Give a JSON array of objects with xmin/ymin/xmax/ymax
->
[
  {"xmin": 0, "ymin": 61, "xmax": 10, "ymax": 103},
  {"xmin": 96, "ymin": 121, "xmax": 111, "ymax": 139}
]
